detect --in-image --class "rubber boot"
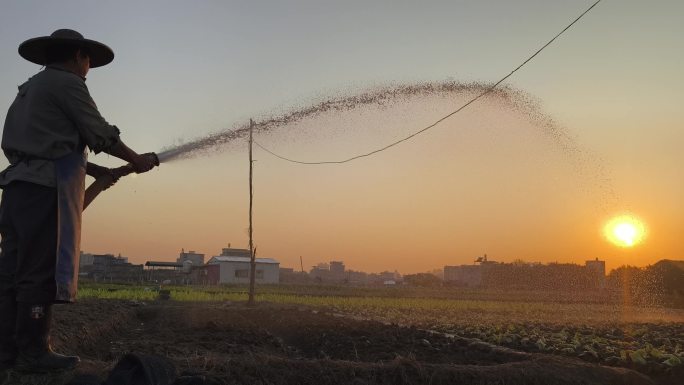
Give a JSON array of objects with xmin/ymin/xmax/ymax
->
[
  {"xmin": 14, "ymin": 303, "xmax": 79, "ymax": 372},
  {"xmin": 0, "ymin": 294, "xmax": 17, "ymax": 371}
]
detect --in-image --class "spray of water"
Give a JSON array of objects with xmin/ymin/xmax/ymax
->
[
  {"xmin": 154, "ymin": 80, "xmax": 618, "ymax": 214},
  {"xmin": 157, "ymin": 81, "xmax": 570, "ymax": 162}
]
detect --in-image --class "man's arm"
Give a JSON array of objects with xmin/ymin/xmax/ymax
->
[
  {"xmin": 86, "ymin": 162, "xmax": 116, "ymax": 192},
  {"xmin": 86, "ymin": 162, "xmax": 110, "ymax": 179},
  {"xmin": 104, "ymin": 140, "xmax": 157, "ymax": 173},
  {"xmin": 57, "ymin": 76, "xmax": 157, "ymax": 173}
]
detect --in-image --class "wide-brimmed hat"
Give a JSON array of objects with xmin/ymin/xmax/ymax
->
[{"xmin": 18, "ymin": 29, "xmax": 114, "ymax": 68}]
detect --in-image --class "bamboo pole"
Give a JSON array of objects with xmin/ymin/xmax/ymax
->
[{"xmin": 248, "ymin": 119, "xmax": 256, "ymax": 305}]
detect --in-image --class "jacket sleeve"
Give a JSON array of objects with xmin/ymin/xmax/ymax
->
[{"xmin": 57, "ymin": 77, "xmax": 120, "ymax": 154}]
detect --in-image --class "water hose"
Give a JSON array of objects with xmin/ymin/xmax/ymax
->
[{"xmin": 83, "ymin": 153, "xmax": 160, "ymax": 210}]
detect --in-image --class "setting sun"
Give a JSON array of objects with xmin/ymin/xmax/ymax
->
[{"xmin": 604, "ymin": 214, "xmax": 646, "ymax": 248}]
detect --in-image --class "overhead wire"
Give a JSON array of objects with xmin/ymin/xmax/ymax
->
[{"xmin": 254, "ymin": 0, "xmax": 603, "ymax": 165}]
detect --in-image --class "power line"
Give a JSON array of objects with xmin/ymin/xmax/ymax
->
[{"xmin": 255, "ymin": 0, "xmax": 603, "ymax": 165}]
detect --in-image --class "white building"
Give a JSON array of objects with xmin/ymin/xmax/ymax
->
[{"xmin": 207, "ymin": 256, "xmax": 280, "ymax": 284}]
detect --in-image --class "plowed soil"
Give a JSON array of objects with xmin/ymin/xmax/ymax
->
[{"xmin": 5, "ymin": 300, "xmax": 661, "ymax": 385}]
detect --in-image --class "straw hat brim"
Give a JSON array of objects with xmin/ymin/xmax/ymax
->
[{"xmin": 19, "ymin": 36, "xmax": 114, "ymax": 68}]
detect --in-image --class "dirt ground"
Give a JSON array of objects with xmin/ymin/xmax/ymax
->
[{"xmin": 3, "ymin": 300, "xmax": 670, "ymax": 385}]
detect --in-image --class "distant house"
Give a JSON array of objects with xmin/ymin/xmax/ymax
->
[
  {"xmin": 144, "ymin": 261, "xmax": 185, "ymax": 284},
  {"xmin": 444, "ymin": 264, "xmax": 482, "ymax": 287},
  {"xmin": 177, "ymin": 249, "xmax": 205, "ymax": 266},
  {"xmin": 443, "ymin": 256, "xmax": 607, "ymax": 290},
  {"xmin": 585, "ymin": 258, "xmax": 607, "ymax": 289},
  {"xmin": 219, "ymin": 247, "xmax": 251, "ymax": 258},
  {"xmin": 207, "ymin": 255, "xmax": 280, "ymax": 284},
  {"xmin": 79, "ymin": 253, "xmax": 142, "ymax": 282},
  {"xmin": 329, "ymin": 261, "xmax": 345, "ymax": 280},
  {"xmin": 79, "ymin": 252, "xmax": 94, "ymax": 267}
]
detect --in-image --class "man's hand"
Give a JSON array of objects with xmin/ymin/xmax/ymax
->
[
  {"xmin": 132, "ymin": 153, "xmax": 159, "ymax": 174},
  {"xmin": 105, "ymin": 141, "xmax": 159, "ymax": 174}
]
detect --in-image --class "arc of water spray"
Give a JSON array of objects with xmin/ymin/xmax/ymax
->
[{"xmin": 152, "ymin": 0, "xmax": 602, "ymax": 166}]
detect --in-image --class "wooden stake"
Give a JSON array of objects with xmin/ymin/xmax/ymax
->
[{"xmin": 248, "ymin": 119, "xmax": 256, "ymax": 305}]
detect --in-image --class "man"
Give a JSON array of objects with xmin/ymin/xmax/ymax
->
[{"xmin": 0, "ymin": 29, "xmax": 158, "ymax": 373}]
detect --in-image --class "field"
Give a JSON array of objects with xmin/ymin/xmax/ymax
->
[{"xmin": 5, "ymin": 284, "xmax": 683, "ymax": 385}]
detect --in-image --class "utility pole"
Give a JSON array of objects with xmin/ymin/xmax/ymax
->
[
  {"xmin": 300, "ymin": 256, "xmax": 304, "ymax": 273},
  {"xmin": 248, "ymin": 119, "xmax": 256, "ymax": 306}
]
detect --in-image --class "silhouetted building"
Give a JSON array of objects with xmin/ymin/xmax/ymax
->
[
  {"xmin": 310, "ymin": 261, "xmax": 353, "ymax": 283},
  {"xmin": 280, "ymin": 268, "xmax": 313, "ymax": 284},
  {"xmin": 208, "ymin": 256, "xmax": 280, "ymax": 284},
  {"xmin": 79, "ymin": 252, "xmax": 94, "ymax": 267},
  {"xmin": 310, "ymin": 263, "xmax": 331, "ymax": 282},
  {"xmin": 190, "ymin": 264, "xmax": 220, "ymax": 285},
  {"xmin": 444, "ymin": 265, "xmax": 482, "ymax": 287},
  {"xmin": 585, "ymin": 258, "xmax": 606, "ymax": 288},
  {"xmin": 444, "ymin": 257, "xmax": 607, "ymax": 290},
  {"xmin": 330, "ymin": 261, "xmax": 345, "ymax": 278},
  {"xmin": 80, "ymin": 253, "xmax": 142, "ymax": 282},
  {"xmin": 220, "ymin": 245, "xmax": 251, "ymax": 258},
  {"xmin": 177, "ymin": 249, "xmax": 205, "ymax": 266},
  {"xmin": 144, "ymin": 261, "xmax": 184, "ymax": 284},
  {"xmin": 347, "ymin": 270, "xmax": 368, "ymax": 285},
  {"xmin": 368, "ymin": 271, "xmax": 401, "ymax": 285}
]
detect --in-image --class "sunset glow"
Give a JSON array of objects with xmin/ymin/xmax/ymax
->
[
  {"xmin": 604, "ymin": 215, "xmax": 646, "ymax": 248},
  {"xmin": 1, "ymin": 2, "xmax": 682, "ymax": 274}
]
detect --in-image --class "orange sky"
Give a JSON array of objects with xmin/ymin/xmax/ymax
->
[
  {"xmin": 81, "ymin": 93, "xmax": 683, "ymax": 274},
  {"xmin": 2, "ymin": 2, "xmax": 682, "ymax": 274}
]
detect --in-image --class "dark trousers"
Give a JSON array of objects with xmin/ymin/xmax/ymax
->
[{"xmin": 0, "ymin": 181, "xmax": 58, "ymax": 304}]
